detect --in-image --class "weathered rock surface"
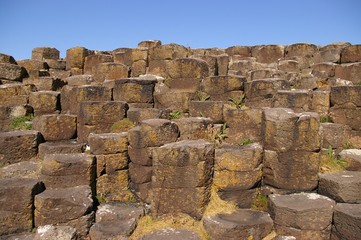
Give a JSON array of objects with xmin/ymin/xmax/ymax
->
[
  {"xmin": 318, "ymin": 171, "xmax": 361, "ymax": 203},
  {"xmin": 332, "ymin": 203, "xmax": 361, "ymax": 240},
  {"xmin": 141, "ymin": 228, "xmax": 201, "ymax": 240},
  {"xmin": 203, "ymin": 209, "xmax": 273, "ymax": 240},
  {"xmin": 338, "ymin": 149, "xmax": 361, "ymax": 171}
]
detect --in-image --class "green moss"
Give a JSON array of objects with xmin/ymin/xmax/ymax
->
[
  {"xmin": 239, "ymin": 138, "xmax": 253, "ymax": 146},
  {"xmin": 320, "ymin": 115, "xmax": 333, "ymax": 123},
  {"xmin": 111, "ymin": 118, "xmax": 135, "ymax": 133},
  {"xmin": 10, "ymin": 115, "xmax": 33, "ymax": 130},
  {"xmin": 251, "ymin": 190, "xmax": 268, "ymax": 212}
]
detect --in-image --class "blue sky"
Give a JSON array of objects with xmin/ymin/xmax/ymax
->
[{"xmin": 0, "ymin": 0, "xmax": 360, "ymax": 60}]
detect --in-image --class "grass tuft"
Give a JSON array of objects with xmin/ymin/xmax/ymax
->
[
  {"xmin": 319, "ymin": 145, "xmax": 348, "ymax": 173},
  {"xmin": 203, "ymin": 186, "xmax": 238, "ymax": 216},
  {"xmin": 10, "ymin": 115, "xmax": 33, "ymax": 130}
]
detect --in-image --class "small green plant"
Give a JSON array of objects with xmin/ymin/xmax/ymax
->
[
  {"xmin": 196, "ymin": 91, "xmax": 210, "ymax": 102},
  {"xmin": 320, "ymin": 145, "xmax": 348, "ymax": 173},
  {"xmin": 10, "ymin": 115, "xmax": 33, "ymax": 130},
  {"xmin": 320, "ymin": 115, "xmax": 333, "ymax": 123},
  {"xmin": 239, "ymin": 138, "xmax": 253, "ymax": 146},
  {"xmin": 96, "ymin": 193, "xmax": 107, "ymax": 204},
  {"xmin": 169, "ymin": 110, "xmax": 181, "ymax": 119},
  {"xmin": 251, "ymin": 189, "xmax": 268, "ymax": 212},
  {"xmin": 215, "ymin": 123, "xmax": 228, "ymax": 143},
  {"xmin": 111, "ymin": 118, "xmax": 135, "ymax": 133},
  {"xmin": 228, "ymin": 94, "xmax": 245, "ymax": 109}
]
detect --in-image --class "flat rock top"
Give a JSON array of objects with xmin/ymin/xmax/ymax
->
[
  {"xmin": 0, "ymin": 161, "xmax": 40, "ymax": 179},
  {"xmin": 205, "ymin": 209, "xmax": 273, "ymax": 228},
  {"xmin": 37, "ymin": 185, "xmax": 92, "ymax": 201},
  {"xmin": 339, "ymin": 149, "xmax": 361, "ymax": 160},
  {"xmin": 319, "ymin": 171, "xmax": 361, "ymax": 183},
  {"xmin": 141, "ymin": 228, "xmax": 200, "ymax": 240},
  {"xmin": 335, "ymin": 203, "xmax": 361, "ymax": 218},
  {"xmin": 0, "ymin": 130, "xmax": 39, "ymax": 137},
  {"xmin": 269, "ymin": 193, "xmax": 335, "ymax": 211},
  {"xmin": 43, "ymin": 153, "xmax": 94, "ymax": 163},
  {"xmin": 96, "ymin": 202, "xmax": 146, "ymax": 222},
  {"xmin": 0, "ymin": 177, "xmax": 42, "ymax": 189},
  {"xmin": 161, "ymin": 139, "xmax": 213, "ymax": 149}
]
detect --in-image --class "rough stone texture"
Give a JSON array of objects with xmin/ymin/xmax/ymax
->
[
  {"xmin": 83, "ymin": 54, "xmax": 113, "ymax": 74},
  {"xmin": 311, "ymin": 90, "xmax": 330, "ymax": 114},
  {"xmin": 273, "ymin": 90, "xmax": 311, "ymax": 112},
  {"xmin": 320, "ymin": 123, "xmax": 351, "ymax": 149},
  {"xmin": 316, "ymin": 42, "xmax": 350, "ymax": 63},
  {"xmin": 65, "ymin": 74, "xmax": 94, "ymax": 86},
  {"xmin": 149, "ymin": 43, "xmax": 190, "ymax": 60},
  {"xmin": 200, "ymin": 75, "xmax": 245, "ymax": 101},
  {"xmin": 89, "ymin": 202, "xmax": 146, "ymax": 240},
  {"xmin": 226, "ymin": 45, "xmax": 251, "ymax": 57},
  {"xmin": 340, "ymin": 44, "xmax": 361, "ymax": 63},
  {"xmin": 128, "ymin": 146, "xmax": 153, "ymax": 166},
  {"xmin": 32, "ymin": 47, "xmax": 60, "ymax": 61},
  {"xmin": 285, "ymin": 43, "xmax": 319, "ymax": 67},
  {"xmin": 129, "ymin": 163, "xmax": 152, "ymax": 184},
  {"xmin": 334, "ymin": 62, "xmax": 361, "ymax": 84},
  {"xmin": 278, "ymin": 59, "xmax": 300, "ymax": 72},
  {"xmin": 40, "ymin": 153, "xmax": 96, "ymax": 189},
  {"xmin": 203, "ymin": 209, "xmax": 273, "ymax": 240},
  {"xmin": 38, "ymin": 140, "xmax": 86, "ymax": 160},
  {"xmin": 338, "ymin": 149, "xmax": 361, "ymax": 171},
  {"xmin": 0, "ymin": 178, "xmax": 45, "ymax": 235},
  {"xmin": 92, "ymin": 62, "xmax": 129, "ymax": 83},
  {"xmin": 214, "ymin": 143, "xmax": 263, "ymax": 191},
  {"xmin": 141, "ymin": 228, "xmax": 201, "ymax": 240},
  {"xmin": 77, "ymin": 101, "xmax": 128, "ymax": 142},
  {"xmin": 264, "ymin": 150, "xmax": 320, "ymax": 190},
  {"xmin": 138, "ymin": 40, "xmax": 162, "ymax": 48},
  {"xmin": 128, "ymin": 119, "xmax": 179, "ymax": 149},
  {"xmin": 0, "ymin": 130, "xmax": 42, "ymax": 165},
  {"xmin": 34, "ymin": 185, "xmax": 93, "ymax": 226},
  {"xmin": 33, "ymin": 225, "xmax": 78, "ymax": 240},
  {"xmin": 127, "ymin": 108, "xmax": 163, "ymax": 124},
  {"xmin": 223, "ymin": 105, "xmax": 263, "ymax": 143},
  {"xmin": 245, "ymin": 78, "xmax": 290, "ymax": 108},
  {"xmin": 318, "ymin": 171, "xmax": 361, "ymax": 203},
  {"xmin": 189, "ymin": 101, "xmax": 224, "ymax": 123},
  {"xmin": 0, "ymin": 63, "xmax": 26, "ymax": 81},
  {"xmin": 0, "ymin": 53, "xmax": 17, "ymax": 64},
  {"xmin": 262, "ymin": 108, "xmax": 320, "ymax": 153},
  {"xmin": 96, "ymin": 170, "xmax": 130, "ymax": 202},
  {"xmin": 0, "ymin": 161, "xmax": 40, "ymax": 179},
  {"xmin": 331, "ymin": 86, "xmax": 361, "ymax": 108},
  {"xmin": 252, "ymin": 45, "xmax": 284, "ymax": 64},
  {"xmin": 166, "ymin": 58, "xmax": 209, "ymax": 79},
  {"xmin": 312, "ymin": 62, "xmax": 336, "ymax": 78},
  {"xmin": 29, "ymin": 91, "xmax": 60, "ymax": 115},
  {"xmin": 218, "ymin": 189, "xmax": 258, "ymax": 208},
  {"xmin": 112, "ymin": 78, "xmax": 157, "ymax": 104},
  {"xmin": 151, "ymin": 140, "xmax": 214, "ymax": 219},
  {"xmin": 0, "ymin": 84, "xmax": 29, "ymax": 107},
  {"xmin": 32, "ymin": 114, "xmax": 77, "ymax": 141},
  {"xmin": 96, "ymin": 153, "xmax": 128, "ymax": 177},
  {"xmin": 153, "ymin": 87, "xmax": 193, "ymax": 112},
  {"xmin": 332, "ymin": 203, "xmax": 361, "ymax": 240},
  {"xmin": 17, "ymin": 59, "xmax": 49, "ymax": 78},
  {"xmin": 66, "ymin": 46, "xmax": 90, "ymax": 71},
  {"xmin": 174, "ymin": 117, "xmax": 213, "ymax": 141},
  {"xmin": 269, "ymin": 193, "xmax": 335, "ymax": 231},
  {"xmin": 88, "ymin": 132, "xmax": 128, "ymax": 155}
]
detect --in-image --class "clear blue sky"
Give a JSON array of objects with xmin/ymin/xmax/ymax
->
[{"xmin": 0, "ymin": 0, "xmax": 360, "ymax": 60}]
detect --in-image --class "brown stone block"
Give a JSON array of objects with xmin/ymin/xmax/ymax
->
[
  {"xmin": 311, "ymin": 90, "xmax": 330, "ymax": 114},
  {"xmin": 217, "ymin": 189, "xmax": 258, "ymax": 209},
  {"xmin": 0, "ymin": 53, "xmax": 16, "ymax": 64},
  {"xmin": 127, "ymin": 108, "xmax": 162, "ymax": 124},
  {"xmin": 96, "ymin": 171, "xmax": 130, "ymax": 202},
  {"xmin": 92, "ymin": 62, "xmax": 129, "ymax": 83},
  {"xmin": 248, "ymin": 68, "xmax": 284, "ymax": 81},
  {"xmin": 340, "ymin": 44, "xmax": 361, "ymax": 63},
  {"xmin": 223, "ymin": 105, "xmax": 263, "ymax": 143},
  {"xmin": 225, "ymin": 46, "xmax": 251, "ymax": 57},
  {"xmin": 83, "ymin": 54, "xmax": 113, "ymax": 74},
  {"xmin": 316, "ymin": 42, "xmax": 350, "ymax": 63},
  {"xmin": 17, "ymin": 59, "xmax": 49, "ymax": 78},
  {"xmin": 32, "ymin": 47, "xmax": 60, "ymax": 61},
  {"xmin": 335, "ymin": 62, "xmax": 361, "ymax": 84},
  {"xmin": 34, "ymin": 185, "xmax": 93, "ymax": 226},
  {"xmin": 0, "ymin": 63, "xmax": 27, "ymax": 81},
  {"xmin": 0, "ymin": 130, "xmax": 42, "ymax": 165},
  {"xmin": 23, "ymin": 76, "xmax": 66, "ymax": 91},
  {"xmin": 285, "ymin": 43, "xmax": 319, "ymax": 66},
  {"xmin": 165, "ymin": 77, "xmax": 202, "ymax": 92},
  {"xmin": 190, "ymin": 55, "xmax": 217, "ymax": 76},
  {"xmin": 252, "ymin": 45, "xmax": 284, "ymax": 64},
  {"xmin": 216, "ymin": 54, "xmax": 229, "ymax": 75},
  {"xmin": 29, "ymin": 91, "xmax": 60, "ymax": 115},
  {"xmin": 65, "ymin": 74, "xmax": 94, "ymax": 86},
  {"xmin": 331, "ymin": 86, "xmax": 361, "ymax": 108},
  {"xmin": 128, "ymin": 119, "xmax": 179, "ymax": 148},
  {"xmin": 88, "ymin": 132, "xmax": 128, "ymax": 155},
  {"xmin": 228, "ymin": 57, "xmax": 258, "ymax": 76},
  {"xmin": 312, "ymin": 62, "xmax": 336, "ymax": 78},
  {"xmin": 330, "ymin": 107, "xmax": 361, "ymax": 131},
  {"xmin": 201, "ymin": 75, "xmax": 246, "ymax": 98},
  {"xmin": 45, "ymin": 59, "xmax": 66, "ymax": 70},
  {"xmin": 214, "ymin": 166, "xmax": 262, "ymax": 191},
  {"xmin": 131, "ymin": 60, "xmax": 147, "ymax": 77},
  {"xmin": 41, "ymin": 153, "xmax": 96, "ymax": 189},
  {"xmin": 0, "ymin": 178, "xmax": 45, "ymax": 235},
  {"xmin": 0, "ymin": 84, "xmax": 28, "ymax": 107},
  {"xmin": 38, "ymin": 140, "xmax": 86, "ymax": 159},
  {"xmin": 273, "ymin": 90, "xmax": 311, "ymax": 112},
  {"xmin": 174, "ymin": 117, "xmax": 213, "ymax": 141},
  {"xmin": 112, "ymin": 78, "xmax": 157, "ymax": 103},
  {"xmin": 33, "ymin": 114, "xmax": 77, "ymax": 141},
  {"xmin": 66, "ymin": 46, "xmax": 90, "ymax": 70},
  {"xmin": 149, "ymin": 43, "xmax": 189, "ymax": 60},
  {"xmin": 320, "ymin": 123, "xmax": 352, "ymax": 149},
  {"xmin": 151, "ymin": 187, "xmax": 210, "ymax": 220},
  {"xmin": 148, "ymin": 59, "xmax": 169, "ymax": 77},
  {"xmin": 96, "ymin": 153, "xmax": 128, "ymax": 177},
  {"xmin": 263, "ymin": 150, "xmax": 320, "ymax": 190},
  {"xmin": 128, "ymin": 146, "xmax": 153, "ymax": 166},
  {"xmin": 166, "ymin": 58, "xmax": 209, "ymax": 79},
  {"xmin": 189, "ymin": 101, "xmax": 223, "ymax": 123},
  {"xmin": 113, "ymin": 48, "xmax": 133, "ymax": 66},
  {"xmin": 278, "ymin": 59, "xmax": 300, "ymax": 72},
  {"xmin": 129, "ymin": 162, "xmax": 152, "ymax": 184},
  {"xmin": 332, "ymin": 203, "xmax": 361, "ymax": 240},
  {"xmin": 137, "ymin": 40, "xmax": 162, "ymax": 48}
]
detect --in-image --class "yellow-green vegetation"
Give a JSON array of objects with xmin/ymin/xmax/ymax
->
[
  {"xmin": 111, "ymin": 118, "xmax": 135, "ymax": 133},
  {"xmin": 10, "ymin": 115, "xmax": 33, "ymax": 130},
  {"xmin": 203, "ymin": 186, "xmax": 238, "ymax": 216},
  {"xmin": 228, "ymin": 94, "xmax": 245, "ymax": 109},
  {"xmin": 319, "ymin": 114, "xmax": 333, "ymax": 123},
  {"xmin": 214, "ymin": 123, "xmax": 227, "ymax": 144},
  {"xmin": 343, "ymin": 141, "xmax": 356, "ymax": 149},
  {"xmin": 239, "ymin": 138, "xmax": 253, "ymax": 146},
  {"xmin": 319, "ymin": 145, "xmax": 348, "ymax": 173},
  {"xmin": 251, "ymin": 189, "xmax": 268, "ymax": 212},
  {"xmin": 96, "ymin": 193, "xmax": 107, "ymax": 204},
  {"xmin": 130, "ymin": 213, "xmax": 210, "ymax": 240},
  {"xmin": 196, "ymin": 91, "xmax": 210, "ymax": 102},
  {"xmin": 169, "ymin": 110, "xmax": 181, "ymax": 120}
]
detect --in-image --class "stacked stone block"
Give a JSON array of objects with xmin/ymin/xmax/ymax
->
[
  {"xmin": 88, "ymin": 132, "xmax": 131, "ymax": 202},
  {"xmin": 262, "ymin": 108, "xmax": 321, "ymax": 191},
  {"xmin": 128, "ymin": 119, "xmax": 179, "ymax": 203}
]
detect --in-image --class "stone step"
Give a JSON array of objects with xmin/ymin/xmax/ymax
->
[
  {"xmin": 38, "ymin": 140, "xmax": 86, "ymax": 159},
  {"xmin": 318, "ymin": 171, "xmax": 361, "ymax": 203},
  {"xmin": 89, "ymin": 202, "xmax": 146, "ymax": 240},
  {"xmin": 140, "ymin": 228, "xmax": 201, "ymax": 240},
  {"xmin": 332, "ymin": 203, "xmax": 361, "ymax": 240},
  {"xmin": 268, "ymin": 192, "xmax": 336, "ymax": 240},
  {"xmin": 202, "ymin": 209, "xmax": 273, "ymax": 240},
  {"xmin": 338, "ymin": 149, "xmax": 361, "ymax": 171}
]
